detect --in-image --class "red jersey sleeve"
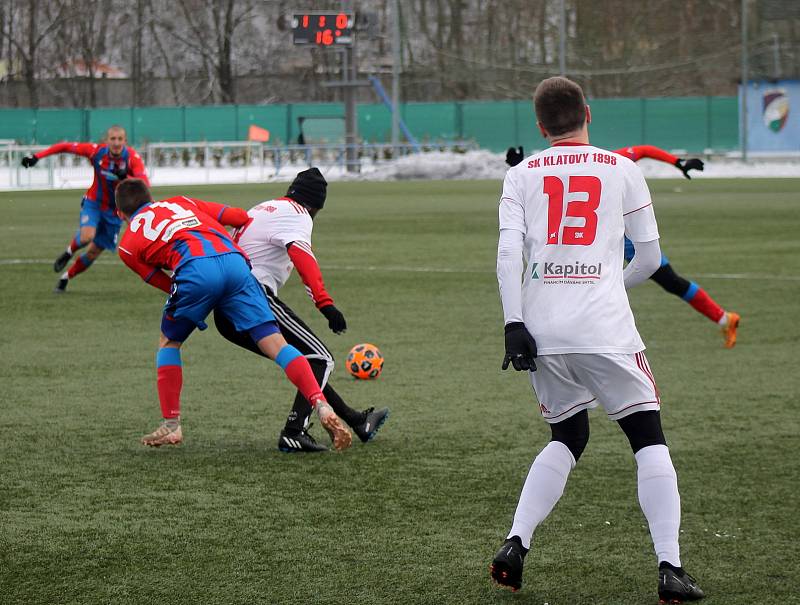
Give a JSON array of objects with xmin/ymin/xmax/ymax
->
[
  {"xmin": 35, "ymin": 142, "xmax": 99, "ymax": 160},
  {"xmin": 118, "ymin": 239, "xmax": 172, "ymax": 293},
  {"xmin": 177, "ymin": 196, "xmax": 249, "ymax": 227},
  {"xmin": 287, "ymin": 241, "xmax": 334, "ymax": 309},
  {"xmin": 614, "ymin": 145, "xmax": 679, "ymax": 165},
  {"xmin": 127, "ymin": 148, "xmax": 150, "ymax": 186}
]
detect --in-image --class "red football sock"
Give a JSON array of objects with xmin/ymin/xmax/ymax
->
[
  {"xmin": 157, "ymin": 365, "xmax": 182, "ymax": 419},
  {"xmin": 66, "ymin": 254, "xmax": 94, "ymax": 279},
  {"xmin": 284, "ymin": 356, "xmax": 325, "ymax": 406},
  {"xmin": 68, "ymin": 236, "xmax": 84, "ymax": 255},
  {"xmin": 688, "ymin": 288, "xmax": 725, "ymax": 323}
]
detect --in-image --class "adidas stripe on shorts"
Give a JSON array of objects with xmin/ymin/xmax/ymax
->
[{"xmin": 262, "ymin": 285, "xmax": 334, "ymax": 383}]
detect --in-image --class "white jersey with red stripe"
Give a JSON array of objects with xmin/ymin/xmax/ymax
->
[
  {"xmin": 498, "ymin": 142, "xmax": 659, "ymax": 354},
  {"xmin": 234, "ymin": 197, "xmax": 313, "ymax": 293}
]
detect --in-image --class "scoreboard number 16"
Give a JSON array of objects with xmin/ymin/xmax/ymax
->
[{"xmin": 292, "ymin": 13, "xmax": 354, "ymax": 47}]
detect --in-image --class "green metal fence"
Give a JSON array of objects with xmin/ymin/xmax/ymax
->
[{"xmin": 0, "ymin": 97, "xmax": 738, "ymax": 152}]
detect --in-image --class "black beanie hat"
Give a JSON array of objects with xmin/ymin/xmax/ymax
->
[{"xmin": 286, "ymin": 167, "xmax": 327, "ymax": 209}]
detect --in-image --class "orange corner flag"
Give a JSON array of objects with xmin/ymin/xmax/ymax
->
[{"xmin": 248, "ymin": 124, "xmax": 270, "ymax": 142}]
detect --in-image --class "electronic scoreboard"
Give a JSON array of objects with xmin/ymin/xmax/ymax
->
[{"xmin": 292, "ymin": 13, "xmax": 354, "ymax": 46}]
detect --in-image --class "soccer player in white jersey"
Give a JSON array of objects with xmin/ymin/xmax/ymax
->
[
  {"xmin": 213, "ymin": 168, "xmax": 389, "ymax": 452},
  {"xmin": 489, "ymin": 77, "xmax": 704, "ymax": 604}
]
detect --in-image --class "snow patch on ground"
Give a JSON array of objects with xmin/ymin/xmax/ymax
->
[
  {"xmin": 2, "ymin": 150, "xmax": 798, "ymax": 192},
  {"xmin": 352, "ymin": 150, "xmax": 508, "ymax": 181},
  {"xmin": 350, "ymin": 150, "xmax": 799, "ymax": 181}
]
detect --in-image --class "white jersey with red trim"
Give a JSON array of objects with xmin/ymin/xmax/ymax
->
[
  {"xmin": 234, "ymin": 197, "xmax": 313, "ymax": 293},
  {"xmin": 498, "ymin": 143, "xmax": 659, "ymax": 354}
]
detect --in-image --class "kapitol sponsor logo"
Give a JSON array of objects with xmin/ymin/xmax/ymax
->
[
  {"xmin": 530, "ymin": 262, "xmax": 540, "ymax": 279},
  {"xmin": 542, "ymin": 261, "xmax": 602, "ymax": 282}
]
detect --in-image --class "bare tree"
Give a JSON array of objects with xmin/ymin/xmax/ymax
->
[
  {"xmin": 0, "ymin": 0, "xmax": 798, "ymax": 108},
  {"xmin": 0, "ymin": 0, "xmax": 69, "ymax": 107},
  {"xmin": 148, "ymin": 0, "xmax": 183, "ymax": 105},
  {"xmin": 131, "ymin": 0, "xmax": 146, "ymax": 105},
  {"xmin": 170, "ymin": 0, "xmax": 257, "ymax": 103}
]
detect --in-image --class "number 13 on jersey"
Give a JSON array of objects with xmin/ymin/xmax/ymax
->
[{"xmin": 544, "ymin": 175, "xmax": 601, "ymax": 246}]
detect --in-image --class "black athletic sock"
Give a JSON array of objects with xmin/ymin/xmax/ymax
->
[
  {"xmin": 281, "ymin": 359, "xmax": 334, "ymax": 431},
  {"xmin": 283, "ymin": 359, "xmax": 325, "ymax": 432},
  {"xmin": 284, "ymin": 392, "xmax": 314, "ymax": 433},
  {"xmin": 323, "ymin": 383, "xmax": 366, "ymax": 428},
  {"xmin": 659, "ymin": 561, "xmax": 684, "ymax": 573},
  {"xmin": 283, "ymin": 359, "xmax": 365, "ymax": 431}
]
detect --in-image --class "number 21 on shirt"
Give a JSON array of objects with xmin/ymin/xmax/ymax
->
[
  {"xmin": 130, "ymin": 201, "xmax": 201, "ymax": 243},
  {"xmin": 544, "ymin": 175, "xmax": 601, "ymax": 246}
]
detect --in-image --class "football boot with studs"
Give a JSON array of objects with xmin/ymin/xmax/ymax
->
[
  {"xmin": 658, "ymin": 562, "xmax": 705, "ymax": 604},
  {"xmin": 141, "ymin": 421, "xmax": 183, "ymax": 447},
  {"xmin": 353, "ymin": 407, "xmax": 390, "ymax": 443},
  {"xmin": 721, "ymin": 311, "xmax": 740, "ymax": 349},
  {"xmin": 278, "ymin": 426, "xmax": 329, "ymax": 453},
  {"xmin": 53, "ymin": 251, "xmax": 73, "ymax": 273},
  {"xmin": 490, "ymin": 536, "xmax": 528, "ymax": 592}
]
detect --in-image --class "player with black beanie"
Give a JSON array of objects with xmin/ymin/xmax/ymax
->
[{"xmin": 214, "ymin": 167, "xmax": 389, "ymax": 452}]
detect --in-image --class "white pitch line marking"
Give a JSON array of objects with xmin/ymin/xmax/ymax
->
[{"xmin": 1, "ymin": 258, "xmax": 799, "ymax": 282}]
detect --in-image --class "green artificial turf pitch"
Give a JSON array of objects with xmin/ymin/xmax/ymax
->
[{"xmin": 0, "ymin": 178, "xmax": 798, "ymax": 604}]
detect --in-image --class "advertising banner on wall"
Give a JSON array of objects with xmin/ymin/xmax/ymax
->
[{"xmin": 740, "ymin": 80, "xmax": 799, "ymax": 152}]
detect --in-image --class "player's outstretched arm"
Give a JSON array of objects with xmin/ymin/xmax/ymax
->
[
  {"xmin": 22, "ymin": 142, "xmax": 97, "ymax": 168},
  {"xmin": 675, "ymin": 158, "xmax": 704, "ymax": 179},
  {"xmin": 286, "ymin": 241, "xmax": 345, "ymax": 334},
  {"xmin": 614, "ymin": 145, "xmax": 678, "ymax": 165},
  {"xmin": 614, "ymin": 145, "xmax": 704, "ymax": 179},
  {"xmin": 36, "ymin": 142, "xmax": 98, "ymax": 161}
]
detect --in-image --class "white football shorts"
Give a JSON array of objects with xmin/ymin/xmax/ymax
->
[{"xmin": 529, "ymin": 351, "xmax": 660, "ymax": 423}]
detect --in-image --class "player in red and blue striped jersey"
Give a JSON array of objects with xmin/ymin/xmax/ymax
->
[
  {"xmin": 114, "ymin": 178, "xmax": 351, "ymax": 450},
  {"xmin": 613, "ymin": 145, "xmax": 739, "ymax": 348},
  {"xmin": 506, "ymin": 144, "xmax": 740, "ymax": 348},
  {"xmin": 21, "ymin": 125, "xmax": 149, "ymax": 293},
  {"xmin": 612, "ymin": 144, "xmax": 704, "ymax": 179}
]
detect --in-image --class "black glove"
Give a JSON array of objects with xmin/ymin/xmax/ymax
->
[
  {"xmin": 505, "ymin": 146, "xmax": 524, "ymax": 167},
  {"xmin": 501, "ymin": 322, "xmax": 537, "ymax": 371},
  {"xmin": 320, "ymin": 304, "xmax": 346, "ymax": 334},
  {"xmin": 675, "ymin": 158, "xmax": 704, "ymax": 179},
  {"xmin": 21, "ymin": 155, "xmax": 38, "ymax": 168},
  {"xmin": 110, "ymin": 164, "xmax": 128, "ymax": 181}
]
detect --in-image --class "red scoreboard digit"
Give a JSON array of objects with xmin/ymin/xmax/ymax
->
[{"xmin": 291, "ymin": 13, "xmax": 354, "ymax": 46}]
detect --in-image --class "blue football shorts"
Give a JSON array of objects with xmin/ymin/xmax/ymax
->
[
  {"xmin": 77, "ymin": 197, "xmax": 122, "ymax": 250},
  {"xmin": 161, "ymin": 252, "xmax": 275, "ymax": 342},
  {"xmin": 623, "ymin": 236, "xmax": 669, "ymax": 267}
]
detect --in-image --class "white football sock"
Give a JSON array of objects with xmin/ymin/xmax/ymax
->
[
  {"xmin": 717, "ymin": 313, "xmax": 729, "ymax": 327},
  {"xmin": 635, "ymin": 444, "xmax": 682, "ymax": 567},
  {"xmin": 507, "ymin": 440, "xmax": 575, "ymax": 549}
]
